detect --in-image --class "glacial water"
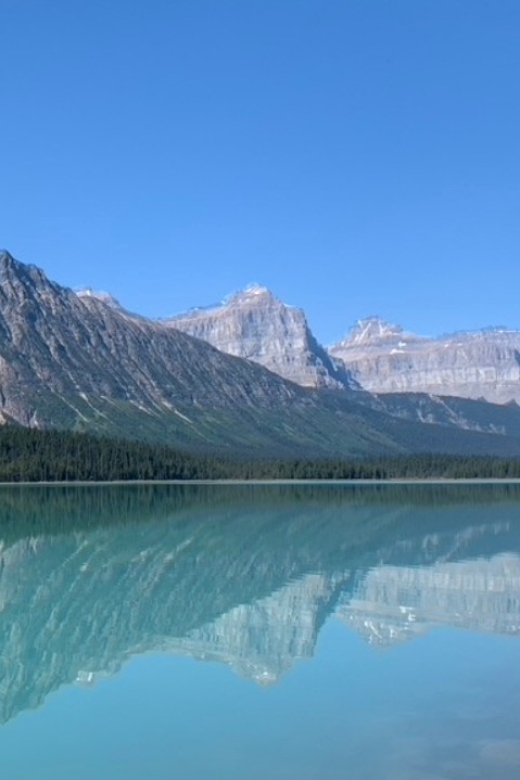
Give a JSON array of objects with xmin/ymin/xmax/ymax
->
[{"xmin": 1, "ymin": 482, "xmax": 520, "ymax": 779}]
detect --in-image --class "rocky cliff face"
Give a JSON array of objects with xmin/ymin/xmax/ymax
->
[
  {"xmin": 167, "ymin": 284, "xmax": 355, "ymax": 390},
  {"xmin": 330, "ymin": 317, "xmax": 520, "ymax": 404}
]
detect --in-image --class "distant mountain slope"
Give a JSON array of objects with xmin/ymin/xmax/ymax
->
[
  {"xmin": 330, "ymin": 316, "xmax": 520, "ymax": 404},
  {"xmin": 166, "ymin": 284, "xmax": 355, "ymax": 390}
]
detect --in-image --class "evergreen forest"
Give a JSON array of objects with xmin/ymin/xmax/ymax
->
[{"xmin": 0, "ymin": 425, "xmax": 519, "ymax": 482}]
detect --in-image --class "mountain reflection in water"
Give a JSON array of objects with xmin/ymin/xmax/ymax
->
[{"xmin": 1, "ymin": 483, "xmax": 520, "ymax": 724}]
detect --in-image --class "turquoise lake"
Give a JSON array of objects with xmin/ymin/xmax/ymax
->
[{"xmin": 1, "ymin": 483, "xmax": 520, "ymax": 779}]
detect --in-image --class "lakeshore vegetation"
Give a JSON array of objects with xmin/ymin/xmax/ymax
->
[{"xmin": 0, "ymin": 425, "xmax": 519, "ymax": 482}]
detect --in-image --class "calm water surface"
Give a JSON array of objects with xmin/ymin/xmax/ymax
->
[{"xmin": 1, "ymin": 483, "xmax": 520, "ymax": 779}]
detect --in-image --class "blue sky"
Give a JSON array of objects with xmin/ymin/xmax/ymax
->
[{"xmin": 2, "ymin": 0, "xmax": 519, "ymax": 344}]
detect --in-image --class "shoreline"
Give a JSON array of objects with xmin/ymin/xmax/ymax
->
[{"xmin": 1, "ymin": 478, "xmax": 520, "ymax": 487}]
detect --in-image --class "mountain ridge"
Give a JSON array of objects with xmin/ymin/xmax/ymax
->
[{"xmin": 2, "ymin": 249, "xmax": 520, "ymax": 457}]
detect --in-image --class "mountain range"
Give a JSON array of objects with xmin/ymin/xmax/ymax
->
[
  {"xmin": 169, "ymin": 285, "xmax": 520, "ymax": 406},
  {"xmin": 1, "ymin": 248, "xmax": 520, "ymax": 458}
]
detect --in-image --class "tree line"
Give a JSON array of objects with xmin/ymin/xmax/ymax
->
[{"xmin": 0, "ymin": 425, "xmax": 519, "ymax": 481}]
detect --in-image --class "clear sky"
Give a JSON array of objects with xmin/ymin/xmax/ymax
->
[{"xmin": 2, "ymin": 0, "xmax": 519, "ymax": 344}]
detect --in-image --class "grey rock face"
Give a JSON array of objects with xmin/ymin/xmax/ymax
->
[
  {"xmin": 330, "ymin": 316, "xmax": 520, "ymax": 404},
  {"xmin": 167, "ymin": 284, "xmax": 355, "ymax": 390}
]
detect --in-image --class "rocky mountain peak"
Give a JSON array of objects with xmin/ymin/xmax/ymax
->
[
  {"xmin": 227, "ymin": 283, "xmax": 277, "ymax": 304},
  {"xmin": 167, "ymin": 285, "xmax": 355, "ymax": 390},
  {"xmin": 0, "ymin": 249, "xmax": 15, "ymax": 265},
  {"xmin": 339, "ymin": 316, "xmax": 412, "ymax": 348},
  {"xmin": 0, "ymin": 250, "xmax": 62, "ymax": 305},
  {"xmin": 0, "ymin": 249, "xmax": 32, "ymax": 281}
]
